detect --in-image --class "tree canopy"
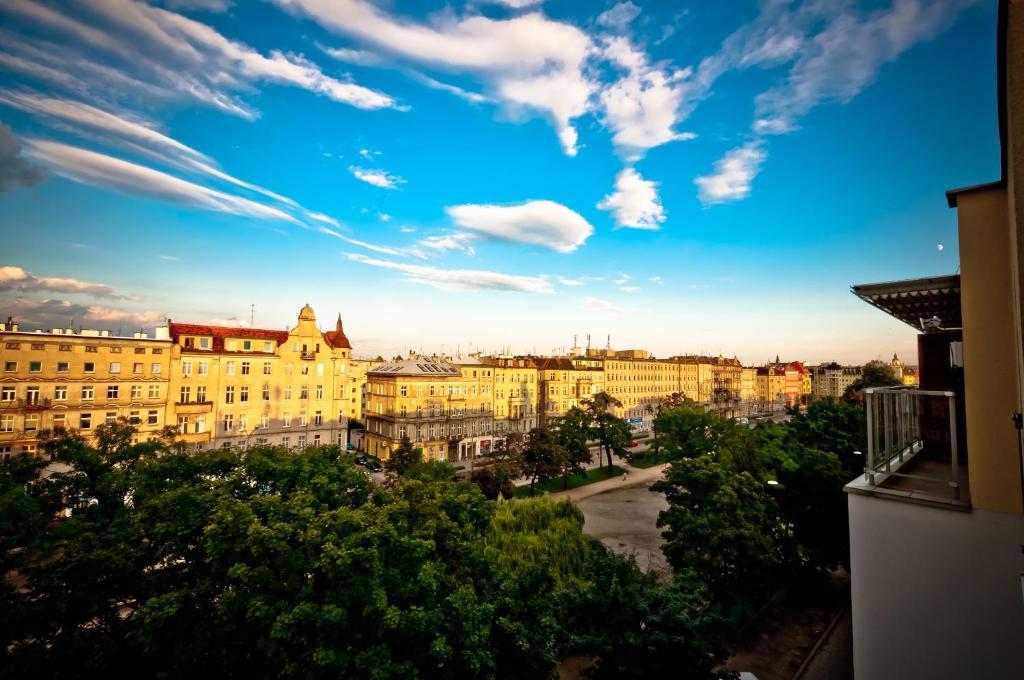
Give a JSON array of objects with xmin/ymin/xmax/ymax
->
[{"xmin": 2, "ymin": 420, "xmax": 731, "ymax": 679}]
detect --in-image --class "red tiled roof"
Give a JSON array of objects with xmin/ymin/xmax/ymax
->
[
  {"xmin": 169, "ymin": 322, "xmax": 288, "ymax": 353},
  {"xmin": 323, "ymin": 315, "xmax": 352, "ymax": 349}
]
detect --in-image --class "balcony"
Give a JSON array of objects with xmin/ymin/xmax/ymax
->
[
  {"xmin": 845, "ymin": 387, "xmax": 969, "ymax": 509},
  {"xmin": 15, "ymin": 398, "xmax": 51, "ymax": 410},
  {"xmin": 300, "ymin": 351, "xmax": 316, "ymax": 360}
]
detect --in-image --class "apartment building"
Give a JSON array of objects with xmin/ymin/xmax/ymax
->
[
  {"xmin": 810, "ymin": 362, "xmax": 862, "ymax": 399},
  {"xmin": 363, "ymin": 354, "xmax": 496, "ymax": 462},
  {"xmin": 0, "ymin": 304, "xmax": 365, "ymax": 457},
  {"xmin": 845, "ymin": 5, "xmax": 1024, "ymax": 676},
  {"xmin": 0, "ymin": 320, "xmax": 172, "ymax": 456},
  {"xmin": 489, "ymin": 355, "xmax": 540, "ymax": 434},
  {"xmin": 536, "ymin": 356, "xmax": 605, "ymax": 424},
  {"xmin": 166, "ymin": 304, "xmax": 356, "ymax": 450}
]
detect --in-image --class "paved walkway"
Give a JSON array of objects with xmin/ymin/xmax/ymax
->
[{"xmin": 546, "ymin": 460, "xmax": 670, "ymax": 503}]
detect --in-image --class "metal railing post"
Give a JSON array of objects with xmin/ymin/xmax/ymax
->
[
  {"xmin": 883, "ymin": 392, "xmax": 893, "ymax": 474},
  {"xmin": 947, "ymin": 392, "xmax": 960, "ymax": 499},
  {"xmin": 866, "ymin": 389, "xmax": 875, "ymax": 485}
]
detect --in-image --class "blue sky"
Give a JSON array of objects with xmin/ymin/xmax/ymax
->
[{"xmin": 0, "ymin": 0, "xmax": 999, "ymax": 363}]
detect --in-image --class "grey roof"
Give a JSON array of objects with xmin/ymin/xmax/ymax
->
[
  {"xmin": 368, "ymin": 357, "xmax": 462, "ymax": 377},
  {"xmin": 852, "ymin": 274, "xmax": 961, "ymax": 333}
]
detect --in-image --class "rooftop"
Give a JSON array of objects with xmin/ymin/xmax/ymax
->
[{"xmin": 851, "ymin": 275, "xmax": 962, "ymax": 332}]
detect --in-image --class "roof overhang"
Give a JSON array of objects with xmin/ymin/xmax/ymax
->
[{"xmin": 851, "ymin": 274, "xmax": 961, "ymax": 333}]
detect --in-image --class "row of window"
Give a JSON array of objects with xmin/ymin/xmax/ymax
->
[
  {"xmin": 3, "ymin": 360, "xmax": 162, "ymax": 374},
  {"xmin": 175, "ymin": 410, "xmax": 331, "ymax": 434},
  {"xmin": 3, "ymin": 342, "xmax": 162, "ymax": 354},
  {"xmin": 179, "ymin": 384, "xmax": 328, "ymax": 404},
  {"xmin": 181, "ymin": 359, "xmax": 338, "ymax": 377},
  {"xmin": 0, "ymin": 410, "xmax": 161, "ymax": 432},
  {"xmin": 2, "ymin": 384, "xmax": 162, "ymax": 402}
]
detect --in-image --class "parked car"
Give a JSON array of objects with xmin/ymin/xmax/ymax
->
[
  {"xmin": 363, "ymin": 457, "xmax": 383, "ymax": 472},
  {"xmin": 353, "ymin": 455, "xmax": 367, "ymax": 467},
  {"xmin": 629, "ymin": 440, "xmax": 639, "ymax": 448}
]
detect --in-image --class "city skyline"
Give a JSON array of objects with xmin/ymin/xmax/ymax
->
[{"xmin": 0, "ymin": 0, "xmax": 999, "ymax": 365}]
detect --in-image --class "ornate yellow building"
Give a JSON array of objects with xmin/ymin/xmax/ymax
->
[
  {"xmin": 166, "ymin": 305, "xmax": 357, "ymax": 451},
  {"xmin": 1, "ymin": 319, "xmax": 172, "ymax": 457}
]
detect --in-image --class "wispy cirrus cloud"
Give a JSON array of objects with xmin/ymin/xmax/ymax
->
[
  {"xmin": 417, "ymin": 232, "xmax": 478, "ymax": 256},
  {"xmin": 269, "ymin": 0, "xmax": 594, "ymax": 155},
  {"xmin": 598, "ymin": 167, "xmax": 665, "ymax": 230},
  {"xmin": 346, "ymin": 253, "xmax": 554, "ymax": 293},
  {"xmin": 582, "ymin": 296, "xmax": 623, "ymax": 314},
  {"xmin": 446, "ymin": 200, "xmax": 593, "ymax": 253},
  {"xmin": 23, "ymin": 138, "xmax": 302, "ymax": 224},
  {"xmin": 695, "ymin": 142, "xmax": 765, "ymax": 205},
  {"xmin": 0, "ymin": 265, "xmax": 137, "ymax": 300},
  {"xmin": 0, "ymin": 0, "xmax": 400, "ymax": 119},
  {"xmin": 349, "ymin": 165, "xmax": 406, "ymax": 189},
  {"xmin": 694, "ymin": 0, "xmax": 979, "ymax": 205}
]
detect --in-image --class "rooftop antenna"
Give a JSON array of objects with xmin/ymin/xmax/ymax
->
[
  {"xmin": 573, "ymin": 334, "xmax": 578, "ymax": 348},
  {"xmin": 607, "ymin": 334, "xmax": 611, "ymax": 350},
  {"xmin": 586, "ymin": 334, "xmax": 591, "ymax": 349},
  {"xmin": 250, "ymin": 304, "xmax": 255, "ymax": 328}
]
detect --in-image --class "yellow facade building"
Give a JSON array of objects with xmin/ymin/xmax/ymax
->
[
  {"xmin": 537, "ymin": 357, "xmax": 605, "ymax": 424},
  {"xmin": 364, "ymin": 354, "xmax": 498, "ymax": 462},
  {"xmin": 166, "ymin": 305, "xmax": 357, "ymax": 451},
  {"xmin": 489, "ymin": 356, "xmax": 540, "ymax": 434},
  {"xmin": 1, "ymin": 320, "xmax": 172, "ymax": 456}
]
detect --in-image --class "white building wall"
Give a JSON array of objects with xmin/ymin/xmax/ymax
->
[{"xmin": 848, "ymin": 493, "xmax": 1024, "ymax": 680}]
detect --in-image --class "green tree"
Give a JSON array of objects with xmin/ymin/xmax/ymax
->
[
  {"xmin": 787, "ymin": 399, "xmax": 866, "ymax": 477},
  {"xmin": 561, "ymin": 552, "xmax": 731, "ymax": 680},
  {"xmin": 653, "ymin": 456, "xmax": 786, "ymax": 600},
  {"xmin": 385, "ymin": 435, "xmax": 422, "ymax": 475},
  {"xmin": 583, "ymin": 392, "xmax": 631, "ymax": 477},
  {"xmin": 553, "ymin": 407, "xmax": 593, "ymax": 488},
  {"xmin": 843, "ymin": 360, "xmax": 900, "ymax": 401},
  {"xmin": 651, "ymin": 405, "xmax": 719, "ymax": 461},
  {"xmin": 521, "ymin": 426, "xmax": 563, "ymax": 495}
]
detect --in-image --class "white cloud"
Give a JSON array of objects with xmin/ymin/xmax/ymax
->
[
  {"xmin": 582, "ymin": 296, "xmax": 623, "ymax": 314},
  {"xmin": 349, "ymin": 165, "xmax": 405, "ymax": 189},
  {"xmin": 695, "ymin": 142, "xmax": 765, "ymax": 205},
  {"xmin": 599, "ymin": 36, "xmax": 695, "ymax": 160},
  {"xmin": 358, "ymin": 147, "xmax": 380, "ymax": 160},
  {"xmin": 597, "ymin": 2, "xmax": 641, "ymax": 31},
  {"xmin": 0, "ymin": 90, "xmax": 307, "ymax": 212},
  {"xmin": 24, "ymin": 139, "xmax": 301, "ymax": 224},
  {"xmin": 648, "ymin": 275, "xmax": 662, "ymax": 284},
  {"xmin": 268, "ymin": 0, "xmax": 594, "ymax": 155},
  {"xmin": 752, "ymin": 0, "xmax": 979, "ymax": 136},
  {"xmin": 0, "ymin": 265, "xmax": 134, "ymax": 299},
  {"xmin": 3, "ymin": 297, "xmax": 165, "ymax": 330},
  {"xmin": 481, "ymin": 0, "xmax": 544, "ymax": 8},
  {"xmin": 347, "ymin": 253, "xmax": 554, "ymax": 293},
  {"xmin": 417, "ymin": 232, "xmax": 478, "ymax": 256},
  {"xmin": 597, "ymin": 166, "xmax": 665, "ymax": 230},
  {"xmin": 614, "ymin": 272, "xmax": 631, "ymax": 285},
  {"xmin": 557, "ymin": 277, "xmax": 584, "ymax": 286},
  {"xmin": 306, "ymin": 211, "xmax": 341, "ymax": 227},
  {"xmin": 320, "ymin": 44, "xmax": 384, "ymax": 66},
  {"xmin": 405, "ymin": 70, "xmax": 491, "ymax": 105},
  {"xmin": 378, "ymin": 213, "xmax": 392, "ymax": 222},
  {"xmin": 619, "ymin": 286, "xmax": 641, "ymax": 293},
  {"xmin": 0, "ymin": 0, "xmax": 399, "ymax": 118},
  {"xmin": 318, "ymin": 227, "xmax": 421, "ymax": 259},
  {"xmin": 158, "ymin": 254, "xmax": 179, "ymax": 261},
  {"xmin": 400, "ymin": 226, "xmax": 417, "ymax": 233},
  {"xmin": 446, "ymin": 200, "xmax": 593, "ymax": 253}
]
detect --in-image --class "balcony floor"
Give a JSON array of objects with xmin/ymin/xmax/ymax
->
[
  {"xmin": 846, "ymin": 455, "xmax": 970, "ymax": 510},
  {"xmin": 879, "ymin": 457, "xmax": 969, "ymax": 504}
]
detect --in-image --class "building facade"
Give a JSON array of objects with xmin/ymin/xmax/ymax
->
[{"xmin": 0, "ymin": 321, "xmax": 172, "ymax": 456}]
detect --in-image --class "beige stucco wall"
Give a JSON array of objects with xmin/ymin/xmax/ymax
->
[{"xmin": 957, "ymin": 187, "xmax": 1022, "ymax": 513}]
